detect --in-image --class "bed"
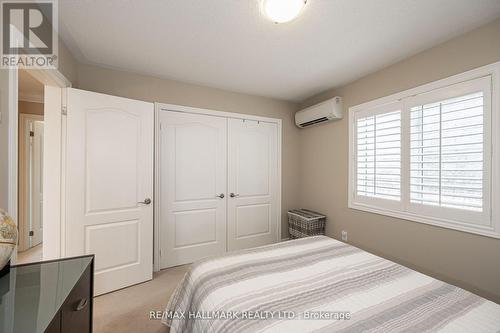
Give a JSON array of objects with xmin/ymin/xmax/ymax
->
[{"xmin": 163, "ymin": 236, "xmax": 500, "ymax": 332}]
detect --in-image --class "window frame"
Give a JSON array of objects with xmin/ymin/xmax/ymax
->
[{"xmin": 348, "ymin": 62, "xmax": 500, "ymax": 239}]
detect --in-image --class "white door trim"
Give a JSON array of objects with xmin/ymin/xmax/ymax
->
[
  {"xmin": 36, "ymin": 71, "xmax": 71, "ymax": 260},
  {"xmin": 28, "ymin": 69, "xmax": 72, "ymax": 89},
  {"xmin": 154, "ymin": 102, "xmax": 282, "ymax": 272},
  {"xmin": 157, "ymin": 103, "xmax": 284, "ymax": 124},
  {"xmin": 7, "ymin": 69, "xmax": 18, "ymax": 264},
  {"xmin": 18, "ymin": 113, "xmax": 44, "ymax": 252},
  {"xmin": 43, "ymin": 86, "xmax": 64, "ymax": 260},
  {"xmin": 9, "ymin": 68, "xmax": 71, "ymax": 264}
]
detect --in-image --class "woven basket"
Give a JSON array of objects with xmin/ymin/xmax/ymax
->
[{"xmin": 288, "ymin": 209, "xmax": 326, "ymax": 239}]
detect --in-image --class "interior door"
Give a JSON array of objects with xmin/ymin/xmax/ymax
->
[
  {"xmin": 30, "ymin": 120, "xmax": 44, "ymax": 247},
  {"xmin": 227, "ymin": 118, "xmax": 279, "ymax": 251},
  {"xmin": 160, "ymin": 111, "xmax": 227, "ymax": 268},
  {"xmin": 65, "ymin": 88, "xmax": 153, "ymax": 295}
]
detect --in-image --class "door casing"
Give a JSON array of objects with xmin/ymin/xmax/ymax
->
[
  {"xmin": 7, "ymin": 66, "xmax": 71, "ymax": 264},
  {"xmin": 18, "ymin": 113, "xmax": 44, "ymax": 251}
]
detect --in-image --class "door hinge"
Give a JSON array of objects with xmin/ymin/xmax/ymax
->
[
  {"xmin": 29, "ymin": 131, "xmax": 34, "ymax": 137},
  {"xmin": 159, "ymin": 249, "xmax": 162, "ymax": 257},
  {"xmin": 29, "ymin": 230, "xmax": 34, "ymax": 236},
  {"xmin": 61, "ymin": 105, "xmax": 67, "ymax": 115}
]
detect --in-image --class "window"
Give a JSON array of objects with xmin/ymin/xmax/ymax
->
[
  {"xmin": 349, "ymin": 70, "xmax": 498, "ymax": 239},
  {"xmin": 356, "ymin": 107, "xmax": 401, "ymax": 202},
  {"xmin": 409, "ymin": 92, "xmax": 484, "ymax": 212}
]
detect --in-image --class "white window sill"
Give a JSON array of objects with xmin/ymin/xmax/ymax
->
[{"xmin": 348, "ymin": 201, "xmax": 500, "ymax": 239}]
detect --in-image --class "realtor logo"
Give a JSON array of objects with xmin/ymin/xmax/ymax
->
[{"xmin": 1, "ymin": 0, "xmax": 58, "ymax": 68}]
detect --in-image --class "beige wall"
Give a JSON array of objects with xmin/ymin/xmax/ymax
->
[
  {"xmin": 76, "ymin": 64, "xmax": 301, "ymax": 238},
  {"xmin": 18, "ymin": 101, "xmax": 43, "ymax": 116},
  {"xmin": 299, "ymin": 18, "xmax": 500, "ymax": 302},
  {"xmin": 57, "ymin": 37, "xmax": 78, "ymax": 86}
]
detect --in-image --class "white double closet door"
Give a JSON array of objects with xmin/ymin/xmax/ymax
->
[{"xmin": 159, "ymin": 110, "xmax": 279, "ymax": 268}]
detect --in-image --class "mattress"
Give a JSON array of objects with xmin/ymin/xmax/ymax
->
[{"xmin": 163, "ymin": 236, "xmax": 500, "ymax": 332}]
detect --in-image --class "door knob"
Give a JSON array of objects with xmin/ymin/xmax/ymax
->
[
  {"xmin": 216, "ymin": 193, "xmax": 225, "ymax": 199},
  {"xmin": 138, "ymin": 198, "xmax": 152, "ymax": 205},
  {"xmin": 230, "ymin": 193, "xmax": 240, "ymax": 198}
]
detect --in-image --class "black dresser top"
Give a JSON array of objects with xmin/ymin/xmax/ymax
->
[{"xmin": 0, "ymin": 256, "xmax": 93, "ymax": 333}]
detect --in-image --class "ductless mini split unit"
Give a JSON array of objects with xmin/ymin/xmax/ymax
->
[{"xmin": 295, "ymin": 96, "xmax": 343, "ymax": 128}]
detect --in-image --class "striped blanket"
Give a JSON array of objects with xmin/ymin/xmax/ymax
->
[{"xmin": 164, "ymin": 236, "xmax": 500, "ymax": 332}]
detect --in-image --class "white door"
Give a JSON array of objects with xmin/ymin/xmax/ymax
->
[
  {"xmin": 66, "ymin": 88, "xmax": 154, "ymax": 295},
  {"xmin": 227, "ymin": 119, "xmax": 279, "ymax": 251},
  {"xmin": 160, "ymin": 111, "xmax": 227, "ymax": 268},
  {"xmin": 30, "ymin": 120, "xmax": 44, "ymax": 247}
]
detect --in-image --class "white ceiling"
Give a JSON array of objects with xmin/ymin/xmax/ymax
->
[{"xmin": 58, "ymin": 0, "xmax": 500, "ymax": 102}]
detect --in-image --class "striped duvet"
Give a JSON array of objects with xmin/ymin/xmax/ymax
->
[{"xmin": 164, "ymin": 236, "xmax": 500, "ymax": 332}]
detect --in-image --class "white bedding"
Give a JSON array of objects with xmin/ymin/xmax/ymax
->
[{"xmin": 164, "ymin": 236, "xmax": 500, "ymax": 332}]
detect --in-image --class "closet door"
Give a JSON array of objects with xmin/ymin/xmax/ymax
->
[
  {"xmin": 227, "ymin": 119, "xmax": 279, "ymax": 251},
  {"xmin": 160, "ymin": 111, "xmax": 227, "ymax": 268}
]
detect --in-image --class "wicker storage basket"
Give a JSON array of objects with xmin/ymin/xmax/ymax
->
[{"xmin": 287, "ymin": 209, "xmax": 326, "ymax": 239}]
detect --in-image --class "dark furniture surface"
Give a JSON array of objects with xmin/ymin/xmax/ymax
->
[{"xmin": 0, "ymin": 255, "xmax": 94, "ymax": 333}]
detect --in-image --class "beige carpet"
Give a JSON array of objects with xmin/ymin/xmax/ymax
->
[
  {"xmin": 93, "ymin": 265, "xmax": 189, "ymax": 333},
  {"xmin": 16, "ymin": 243, "xmax": 43, "ymax": 264}
]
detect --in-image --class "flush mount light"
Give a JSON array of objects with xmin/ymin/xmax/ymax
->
[{"xmin": 261, "ymin": 0, "xmax": 307, "ymax": 24}]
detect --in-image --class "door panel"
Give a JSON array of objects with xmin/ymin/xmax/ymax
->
[
  {"xmin": 85, "ymin": 219, "xmax": 139, "ymax": 272},
  {"xmin": 66, "ymin": 88, "xmax": 153, "ymax": 295},
  {"xmin": 236, "ymin": 203, "xmax": 270, "ymax": 237},
  {"xmin": 175, "ymin": 124, "xmax": 218, "ymax": 201},
  {"xmin": 85, "ymin": 110, "xmax": 140, "ymax": 213},
  {"xmin": 160, "ymin": 111, "xmax": 227, "ymax": 268},
  {"xmin": 173, "ymin": 209, "xmax": 217, "ymax": 247},
  {"xmin": 228, "ymin": 119, "xmax": 278, "ymax": 251},
  {"xmin": 236, "ymin": 129, "xmax": 270, "ymax": 196}
]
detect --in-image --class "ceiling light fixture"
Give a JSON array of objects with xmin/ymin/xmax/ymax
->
[{"xmin": 261, "ymin": 0, "xmax": 307, "ymax": 24}]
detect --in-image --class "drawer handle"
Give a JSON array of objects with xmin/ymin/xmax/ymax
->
[{"xmin": 75, "ymin": 298, "xmax": 89, "ymax": 311}]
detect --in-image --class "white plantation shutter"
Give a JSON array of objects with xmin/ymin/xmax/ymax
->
[
  {"xmin": 357, "ymin": 108, "xmax": 401, "ymax": 201},
  {"xmin": 350, "ymin": 74, "xmax": 494, "ymax": 234},
  {"xmin": 410, "ymin": 92, "xmax": 484, "ymax": 212}
]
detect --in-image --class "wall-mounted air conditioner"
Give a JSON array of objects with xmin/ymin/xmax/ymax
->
[{"xmin": 295, "ymin": 96, "xmax": 343, "ymax": 128}]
